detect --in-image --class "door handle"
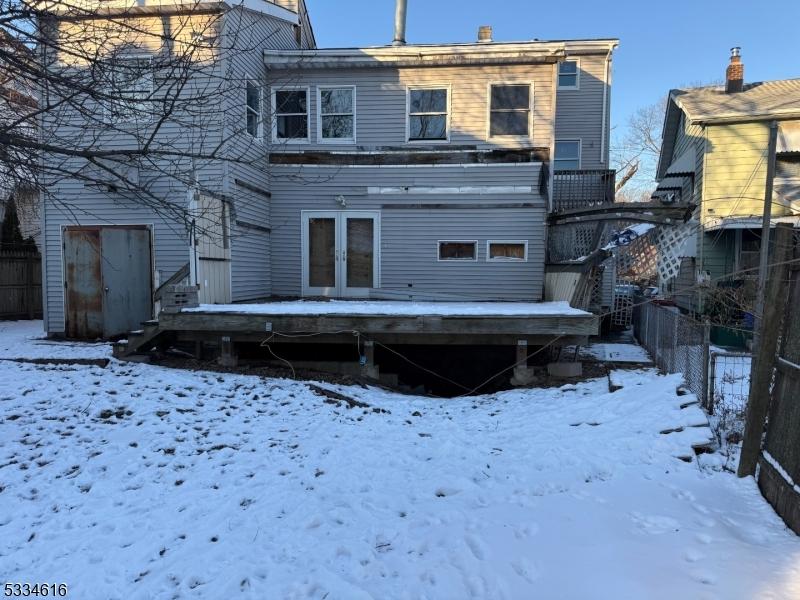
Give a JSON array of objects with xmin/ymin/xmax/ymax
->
[{"xmin": 104, "ymin": 286, "xmax": 110, "ymax": 292}]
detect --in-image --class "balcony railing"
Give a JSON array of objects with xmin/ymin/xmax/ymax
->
[{"xmin": 553, "ymin": 169, "xmax": 616, "ymax": 212}]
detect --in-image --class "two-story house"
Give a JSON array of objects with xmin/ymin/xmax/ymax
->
[
  {"xmin": 38, "ymin": 0, "xmax": 616, "ymax": 343},
  {"xmin": 655, "ymin": 49, "xmax": 800, "ymax": 320},
  {"xmin": 263, "ymin": 33, "xmax": 617, "ymax": 302}
]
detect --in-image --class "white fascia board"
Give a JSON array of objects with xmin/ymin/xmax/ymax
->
[{"xmin": 368, "ymin": 186, "xmax": 534, "ymax": 195}]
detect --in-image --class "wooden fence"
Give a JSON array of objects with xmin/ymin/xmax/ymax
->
[
  {"xmin": 757, "ymin": 259, "xmax": 800, "ymax": 534},
  {"xmin": 0, "ymin": 248, "xmax": 42, "ymax": 320}
]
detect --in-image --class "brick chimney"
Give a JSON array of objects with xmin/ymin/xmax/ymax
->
[{"xmin": 726, "ymin": 47, "xmax": 744, "ymax": 93}]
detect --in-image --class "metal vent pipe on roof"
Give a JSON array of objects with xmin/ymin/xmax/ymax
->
[{"xmin": 393, "ymin": 0, "xmax": 407, "ymax": 46}]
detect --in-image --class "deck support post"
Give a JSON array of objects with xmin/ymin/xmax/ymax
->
[
  {"xmin": 218, "ymin": 336, "xmax": 238, "ymax": 368},
  {"xmin": 511, "ymin": 339, "xmax": 536, "ymax": 386},
  {"xmin": 361, "ymin": 340, "xmax": 379, "ymax": 380}
]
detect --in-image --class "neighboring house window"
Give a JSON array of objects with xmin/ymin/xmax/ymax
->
[
  {"xmin": 103, "ymin": 56, "xmax": 153, "ymax": 121},
  {"xmin": 489, "ymin": 84, "xmax": 531, "ymax": 137},
  {"xmin": 246, "ymin": 80, "xmax": 262, "ymax": 138},
  {"xmin": 487, "ymin": 241, "xmax": 527, "ymax": 261},
  {"xmin": 438, "ymin": 241, "xmax": 477, "ymax": 261},
  {"xmin": 558, "ymin": 60, "xmax": 579, "ymax": 89},
  {"xmin": 554, "ymin": 140, "xmax": 581, "ymax": 170},
  {"xmin": 408, "ymin": 87, "xmax": 448, "ymax": 141},
  {"xmin": 273, "ymin": 88, "xmax": 309, "ymax": 141},
  {"xmin": 319, "ymin": 86, "xmax": 355, "ymax": 142},
  {"xmin": 739, "ymin": 230, "xmax": 761, "ymax": 274}
]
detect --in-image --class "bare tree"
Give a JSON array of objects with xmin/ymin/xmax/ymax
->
[
  {"xmin": 611, "ymin": 96, "xmax": 667, "ymax": 202},
  {"xmin": 0, "ymin": 0, "xmax": 304, "ymax": 241}
]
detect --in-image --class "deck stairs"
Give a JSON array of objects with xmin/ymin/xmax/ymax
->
[{"xmin": 112, "ymin": 320, "xmax": 165, "ymax": 359}]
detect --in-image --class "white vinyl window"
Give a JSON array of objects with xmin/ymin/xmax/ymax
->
[
  {"xmin": 245, "ymin": 80, "xmax": 262, "ymax": 138},
  {"xmin": 408, "ymin": 87, "xmax": 449, "ymax": 141},
  {"xmin": 318, "ymin": 86, "xmax": 355, "ymax": 142},
  {"xmin": 438, "ymin": 240, "xmax": 477, "ymax": 261},
  {"xmin": 558, "ymin": 60, "xmax": 580, "ymax": 89},
  {"xmin": 554, "ymin": 140, "xmax": 581, "ymax": 170},
  {"xmin": 272, "ymin": 87, "xmax": 309, "ymax": 142},
  {"xmin": 489, "ymin": 84, "xmax": 531, "ymax": 137},
  {"xmin": 103, "ymin": 56, "xmax": 153, "ymax": 122},
  {"xmin": 487, "ymin": 240, "xmax": 528, "ymax": 262}
]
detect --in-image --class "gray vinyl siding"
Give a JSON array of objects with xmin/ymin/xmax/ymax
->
[
  {"xmin": 40, "ymin": 6, "xmax": 304, "ymax": 332},
  {"xmin": 266, "ymin": 63, "xmax": 555, "ymax": 151},
  {"xmin": 269, "ymin": 163, "xmax": 546, "ymax": 301},
  {"xmin": 555, "ymin": 53, "xmax": 610, "ymax": 169},
  {"xmin": 673, "ymin": 256, "xmax": 697, "ymax": 313},
  {"xmin": 220, "ymin": 7, "xmax": 301, "ymax": 301}
]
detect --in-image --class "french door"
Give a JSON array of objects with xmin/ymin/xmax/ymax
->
[{"xmin": 302, "ymin": 211, "xmax": 380, "ymax": 297}]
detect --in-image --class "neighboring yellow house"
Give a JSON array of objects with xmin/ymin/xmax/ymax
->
[{"xmin": 655, "ymin": 49, "xmax": 800, "ymax": 318}]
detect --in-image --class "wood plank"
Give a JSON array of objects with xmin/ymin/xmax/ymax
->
[{"xmin": 160, "ymin": 311, "xmax": 599, "ymax": 337}]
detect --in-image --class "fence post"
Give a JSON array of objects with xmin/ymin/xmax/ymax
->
[
  {"xmin": 738, "ymin": 223, "xmax": 794, "ymax": 478},
  {"xmin": 702, "ymin": 319, "xmax": 711, "ymax": 412},
  {"xmin": 25, "ymin": 252, "xmax": 35, "ymax": 320}
]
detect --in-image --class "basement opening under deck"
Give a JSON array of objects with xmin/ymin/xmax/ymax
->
[{"xmin": 118, "ymin": 300, "xmax": 600, "ymax": 396}]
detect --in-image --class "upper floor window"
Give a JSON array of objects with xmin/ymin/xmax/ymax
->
[
  {"xmin": 489, "ymin": 84, "xmax": 531, "ymax": 137},
  {"xmin": 273, "ymin": 87, "xmax": 309, "ymax": 142},
  {"xmin": 554, "ymin": 140, "xmax": 581, "ymax": 170},
  {"xmin": 103, "ymin": 56, "xmax": 153, "ymax": 122},
  {"xmin": 319, "ymin": 86, "xmax": 355, "ymax": 142},
  {"xmin": 245, "ymin": 80, "xmax": 262, "ymax": 138},
  {"xmin": 408, "ymin": 87, "xmax": 448, "ymax": 141},
  {"xmin": 558, "ymin": 60, "xmax": 579, "ymax": 89}
]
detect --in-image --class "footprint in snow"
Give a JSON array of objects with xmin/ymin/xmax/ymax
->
[
  {"xmin": 511, "ymin": 558, "xmax": 540, "ymax": 584},
  {"xmin": 464, "ymin": 536, "xmax": 487, "ymax": 561}
]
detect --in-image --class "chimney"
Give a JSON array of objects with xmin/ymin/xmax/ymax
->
[
  {"xmin": 393, "ymin": 0, "xmax": 407, "ymax": 46},
  {"xmin": 478, "ymin": 25, "xmax": 493, "ymax": 43},
  {"xmin": 726, "ymin": 47, "xmax": 744, "ymax": 93}
]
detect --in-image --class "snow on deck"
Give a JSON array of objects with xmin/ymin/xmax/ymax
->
[
  {"xmin": 1, "ymin": 325, "xmax": 799, "ymax": 598},
  {"xmin": 183, "ymin": 300, "xmax": 589, "ymax": 317}
]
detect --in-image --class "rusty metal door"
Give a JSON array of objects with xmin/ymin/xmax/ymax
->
[
  {"xmin": 64, "ymin": 228, "xmax": 103, "ymax": 338},
  {"xmin": 100, "ymin": 227, "xmax": 152, "ymax": 337},
  {"xmin": 64, "ymin": 226, "xmax": 152, "ymax": 339}
]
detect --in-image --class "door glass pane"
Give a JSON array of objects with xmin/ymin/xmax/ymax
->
[
  {"xmin": 346, "ymin": 218, "xmax": 374, "ymax": 288},
  {"xmin": 308, "ymin": 218, "xmax": 336, "ymax": 288}
]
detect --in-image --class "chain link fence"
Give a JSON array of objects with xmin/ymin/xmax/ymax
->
[{"xmin": 632, "ymin": 301, "xmax": 711, "ymax": 408}]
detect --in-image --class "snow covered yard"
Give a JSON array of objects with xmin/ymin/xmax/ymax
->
[{"xmin": 1, "ymin": 322, "xmax": 800, "ymax": 599}]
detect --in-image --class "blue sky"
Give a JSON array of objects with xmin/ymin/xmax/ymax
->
[{"xmin": 305, "ymin": 0, "xmax": 800, "ymax": 135}]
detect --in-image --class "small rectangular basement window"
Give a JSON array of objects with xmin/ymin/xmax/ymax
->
[
  {"xmin": 438, "ymin": 241, "xmax": 477, "ymax": 261},
  {"xmin": 487, "ymin": 241, "xmax": 527, "ymax": 261}
]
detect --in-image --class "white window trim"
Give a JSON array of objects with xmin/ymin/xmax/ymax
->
[
  {"xmin": 487, "ymin": 81, "xmax": 534, "ymax": 140},
  {"xmin": 486, "ymin": 240, "xmax": 529, "ymax": 262},
  {"xmin": 271, "ymin": 85, "xmax": 311, "ymax": 144},
  {"xmin": 554, "ymin": 138, "xmax": 582, "ymax": 170},
  {"xmin": 406, "ymin": 84, "xmax": 452, "ymax": 144},
  {"xmin": 103, "ymin": 54, "xmax": 154, "ymax": 124},
  {"xmin": 437, "ymin": 240, "xmax": 478, "ymax": 262},
  {"xmin": 558, "ymin": 58, "xmax": 581, "ymax": 90},
  {"xmin": 245, "ymin": 77, "xmax": 263, "ymax": 141},
  {"xmin": 316, "ymin": 85, "xmax": 357, "ymax": 144}
]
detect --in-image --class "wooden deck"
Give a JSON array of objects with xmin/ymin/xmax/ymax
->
[{"xmin": 157, "ymin": 305, "xmax": 599, "ymax": 347}]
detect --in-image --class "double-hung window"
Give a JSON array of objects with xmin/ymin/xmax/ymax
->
[
  {"xmin": 489, "ymin": 84, "xmax": 531, "ymax": 137},
  {"xmin": 319, "ymin": 86, "xmax": 355, "ymax": 142},
  {"xmin": 104, "ymin": 56, "xmax": 153, "ymax": 122},
  {"xmin": 273, "ymin": 87, "xmax": 309, "ymax": 142},
  {"xmin": 408, "ymin": 87, "xmax": 448, "ymax": 141},
  {"xmin": 554, "ymin": 140, "xmax": 581, "ymax": 170},
  {"xmin": 558, "ymin": 60, "xmax": 579, "ymax": 89},
  {"xmin": 245, "ymin": 80, "xmax": 262, "ymax": 138}
]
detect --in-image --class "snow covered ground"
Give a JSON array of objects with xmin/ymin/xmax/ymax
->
[{"xmin": 1, "ymin": 321, "xmax": 800, "ymax": 599}]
